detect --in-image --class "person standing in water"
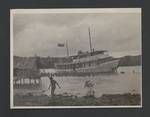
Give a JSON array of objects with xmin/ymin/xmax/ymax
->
[
  {"xmin": 84, "ymin": 80, "xmax": 95, "ymax": 97},
  {"xmin": 48, "ymin": 74, "xmax": 61, "ymax": 97}
]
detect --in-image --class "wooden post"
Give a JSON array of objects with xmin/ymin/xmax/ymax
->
[
  {"xmin": 33, "ymin": 79, "xmax": 35, "ymax": 84},
  {"xmin": 23, "ymin": 78, "xmax": 25, "ymax": 84},
  {"xmin": 39, "ymin": 78, "xmax": 42, "ymax": 89},
  {"xmin": 35, "ymin": 79, "xmax": 37, "ymax": 84},
  {"xmin": 18, "ymin": 79, "xmax": 20, "ymax": 85},
  {"xmin": 22, "ymin": 78, "xmax": 24, "ymax": 84},
  {"xmin": 20, "ymin": 79, "xmax": 22, "ymax": 87},
  {"xmin": 29, "ymin": 78, "xmax": 31, "ymax": 84}
]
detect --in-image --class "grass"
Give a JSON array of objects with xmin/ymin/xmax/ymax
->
[{"xmin": 14, "ymin": 93, "xmax": 141, "ymax": 106}]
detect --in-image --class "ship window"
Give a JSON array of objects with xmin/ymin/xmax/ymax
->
[
  {"xmin": 84, "ymin": 63, "xmax": 86, "ymax": 67},
  {"xmin": 73, "ymin": 64, "xmax": 75, "ymax": 70},
  {"xmin": 80, "ymin": 63, "xmax": 82, "ymax": 68},
  {"xmin": 82, "ymin": 63, "xmax": 85, "ymax": 68},
  {"xmin": 97, "ymin": 61, "xmax": 99, "ymax": 65},
  {"xmin": 66, "ymin": 65, "xmax": 69, "ymax": 69},
  {"xmin": 69, "ymin": 64, "xmax": 72, "ymax": 69},
  {"xmin": 69, "ymin": 64, "xmax": 71, "ymax": 69},
  {"xmin": 78, "ymin": 63, "xmax": 81, "ymax": 68},
  {"xmin": 91, "ymin": 62, "xmax": 93, "ymax": 66},
  {"xmin": 89, "ymin": 62, "xmax": 91, "ymax": 67},
  {"xmin": 66, "ymin": 65, "xmax": 68, "ymax": 69},
  {"xmin": 98, "ymin": 60, "xmax": 101, "ymax": 64},
  {"xmin": 79, "ymin": 63, "xmax": 82, "ymax": 68},
  {"xmin": 85, "ymin": 63, "xmax": 88, "ymax": 67},
  {"xmin": 78, "ymin": 63, "xmax": 80, "ymax": 68},
  {"xmin": 82, "ymin": 63, "xmax": 84, "ymax": 67},
  {"xmin": 70, "ymin": 64, "xmax": 72, "ymax": 69},
  {"xmin": 72, "ymin": 64, "xmax": 74, "ymax": 69},
  {"xmin": 77, "ymin": 63, "xmax": 79, "ymax": 68},
  {"xmin": 67, "ymin": 65, "xmax": 69, "ymax": 69}
]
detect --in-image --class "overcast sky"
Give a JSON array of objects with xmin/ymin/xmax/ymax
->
[{"xmin": 12, "ymin": 9, "xmax": 141, "ymax": 57}]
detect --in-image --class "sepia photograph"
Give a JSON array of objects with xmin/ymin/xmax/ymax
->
[{"xmin": 10, "ymin": 8, "xmax": 142, "ymax": 109}]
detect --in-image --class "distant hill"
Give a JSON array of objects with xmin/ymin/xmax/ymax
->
[
  {"xmin": 14, "ymin": 55, "xmax": 142, "ymax": 69},
  {"xmin": 118, "ymin": 55, "xmax": 141, "ymax": 66},
  {"xmin": 14, "ymin": 56, "xmax": 72, "ymax": 69},
  {"xmin": 36, "ymin": 56, "xmax": 72, "ymax": 69}
]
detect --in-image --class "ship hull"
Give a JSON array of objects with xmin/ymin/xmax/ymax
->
[{"xmin": 55, "ymin": 59, "xmax": 120, "ymax": 76}]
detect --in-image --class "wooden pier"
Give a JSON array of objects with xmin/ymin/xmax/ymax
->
[{"xmin": 13, "ymin": 57, "xmax": 42, "ymax": 89}]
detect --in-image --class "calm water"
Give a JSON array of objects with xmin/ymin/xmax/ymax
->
[{"xmin": 40, "ymin": 66, "xmax": 142, "ymax": 97}]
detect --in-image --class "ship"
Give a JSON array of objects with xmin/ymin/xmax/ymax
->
[{"xmin": 54, "ymin": 27, "xmax": 120, "ymax": 76}]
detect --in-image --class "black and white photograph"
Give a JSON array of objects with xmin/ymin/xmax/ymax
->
[{"xmin": 10, "ymin": 8, "xmax": 142, "ymax": 108}]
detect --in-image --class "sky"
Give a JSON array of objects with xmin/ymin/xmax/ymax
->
[{"xmin": 12, "ymin": 9, "xmax": 141, "ymax": 57}]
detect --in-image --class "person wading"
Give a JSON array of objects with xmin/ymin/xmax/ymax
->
[
  {"xmin": 84, "ymin": 80, "xmax": 95, "ymax": 97},
  {"xmin": 48, "ymin": 74, "xmax": 61, "ymax": 97}
]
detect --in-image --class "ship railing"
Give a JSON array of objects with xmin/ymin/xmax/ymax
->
[{"xmin": 73, "ymin": 54, "xmax": 109, "ymax": 63}]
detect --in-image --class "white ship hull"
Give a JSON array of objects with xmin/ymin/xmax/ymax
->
[
  {"xmin": 55, "ymin": 59, "xmax": 120, "ymax": 76},
  {"xmin": 76, "ymin": 59, "xmax": 119, "ymax": 73}
]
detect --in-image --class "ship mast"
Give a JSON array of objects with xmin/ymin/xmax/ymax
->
[
  {"xmin": 66, "ymin": 40, "xmax": 69, "ymax": 57},
  {"xmin": 88, "ymin": 27, "xmax": 93, "ymax": 54}
]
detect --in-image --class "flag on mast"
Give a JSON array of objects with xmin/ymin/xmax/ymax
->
[
  {"xmin": 57, "ymin": 43, "xmax": 65, "ymax": 47},
  {"xmin": 57, "ymin": 41, "xmax": 69, "ymax": 57}
]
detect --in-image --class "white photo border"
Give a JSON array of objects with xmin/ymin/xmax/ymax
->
[{"xmin": 10, "ymin": 8, "xmax": 142, "ymax": 109}]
